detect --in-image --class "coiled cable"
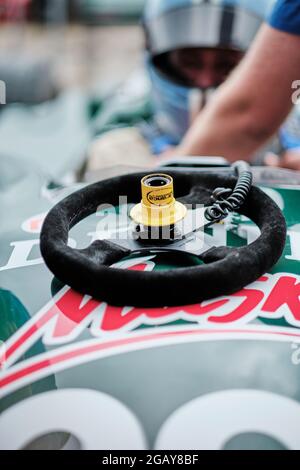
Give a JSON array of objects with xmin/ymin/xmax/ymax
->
[{"xmin": 205, "ymin": 161, "xmax": 253, "ymax": 222}]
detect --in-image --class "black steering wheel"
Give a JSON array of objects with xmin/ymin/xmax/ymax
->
[{"xmin": 40, "ymin": 169, "xmax": 286, "ymax": 307}]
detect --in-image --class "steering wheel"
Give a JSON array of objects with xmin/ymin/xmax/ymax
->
[{"xmin": 40, "ymin": 167, "xmax": 286, "ymax": 307}]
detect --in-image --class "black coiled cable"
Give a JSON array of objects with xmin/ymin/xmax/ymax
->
[{"xmin": 205, "ymin": 161, "xmax": 253, "ymax": 222}]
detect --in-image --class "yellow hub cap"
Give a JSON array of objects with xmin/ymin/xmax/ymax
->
[{"xmin": 130, "ymin": 174, "xmax": 187, "ymax": 227}]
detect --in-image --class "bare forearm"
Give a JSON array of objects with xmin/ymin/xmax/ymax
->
[
  {"xmin": 176, "ymin": 89, "xmax": 268, "ymax": 162},
  {"xmin": 177, "ymin": 25, "xmax": 298, "ymax": 161}
]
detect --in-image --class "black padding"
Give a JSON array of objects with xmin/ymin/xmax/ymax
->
[{"xmin": 40, "ymin": 171, "xmax": 286, "ymax": 307}]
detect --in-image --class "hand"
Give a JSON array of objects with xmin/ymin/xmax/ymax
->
[{"xmin": 264, "ymin": 149, "xmax": 300, "ymax": 171}]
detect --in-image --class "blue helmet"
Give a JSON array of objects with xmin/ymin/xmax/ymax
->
[{"xmin": 143, "ymin": 0, "xmax": 276, "ymax": 145}]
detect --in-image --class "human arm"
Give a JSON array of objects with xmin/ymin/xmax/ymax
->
[{"xmin": 174, "ymin": 24, "xmax": 300, "ymax": 162}]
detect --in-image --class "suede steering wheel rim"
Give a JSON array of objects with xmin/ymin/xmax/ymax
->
[{"xmin": 40, "ymin": 170, "xmax": 286, "ymax": 307}]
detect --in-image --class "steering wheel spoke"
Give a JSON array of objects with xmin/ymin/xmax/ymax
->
[
  {"xmin": 78, "ymin": 239, "xmax": 131, "ymax": 267},
  {"xmin": 178, "ymin": 184, "xmax": 212, "ymax": 207},
  {"xmin": 200, "ymin": 246, "xmax": 237, "ymax": 263}
]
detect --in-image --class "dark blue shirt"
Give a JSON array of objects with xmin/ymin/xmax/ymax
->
[{"xmin": 269, "ymin": 0, "xmax": 300, "ymax": 35}]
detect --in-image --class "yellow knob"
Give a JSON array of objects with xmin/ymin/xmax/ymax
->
[
  {"xmin": 141, "ymin": 174, "xmax": 174, "ymax": 207},
  {"xmin": 130, "ymin": 174, "xmax": 187, "ymax": 227}
]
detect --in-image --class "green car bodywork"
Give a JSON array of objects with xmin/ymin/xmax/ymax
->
[{"xmin": 1, "ymin": 155, "xmax": 300, "ymax": 449}]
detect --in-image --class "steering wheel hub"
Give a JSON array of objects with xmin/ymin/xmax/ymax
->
[{"xmin": 130, "ymin": 173, "xmax": 187, "ymax": 228}]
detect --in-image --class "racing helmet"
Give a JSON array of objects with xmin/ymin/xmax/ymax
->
[{"xmin": 143, "ymin": 0, "xmax": 276, "ymax": 144}]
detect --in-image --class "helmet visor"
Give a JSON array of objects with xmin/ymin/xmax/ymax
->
[{"xmin": 145, "ymin": 4, "xmax": 262, "ymax": 57}]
